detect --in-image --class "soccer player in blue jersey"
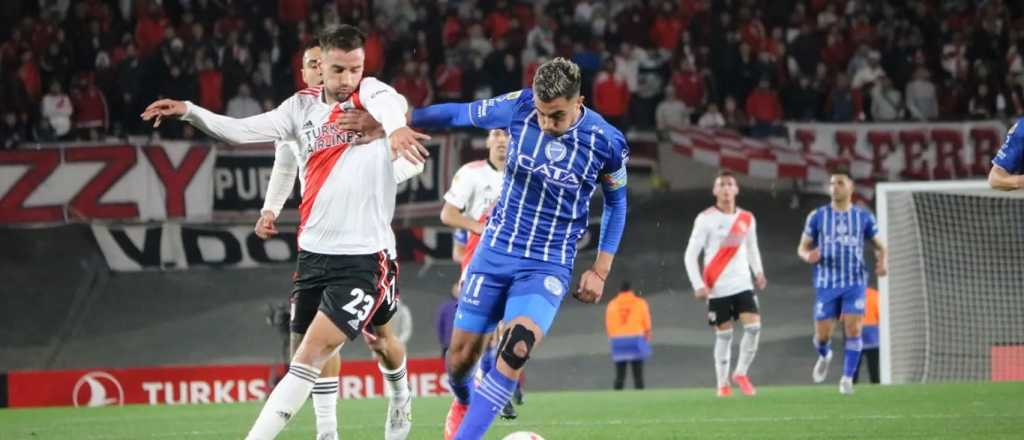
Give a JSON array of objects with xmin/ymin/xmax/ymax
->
[
  {"xmin": 410, "ymin": 57, "xmax": 629, "ymax": 440},
  {"xmin": 797, "ymin": 168, "xmax": 887, "ymax": 395},
  {"xmin": 989, "ymin": 118, "xmax": 1024, "ymax": 191}
]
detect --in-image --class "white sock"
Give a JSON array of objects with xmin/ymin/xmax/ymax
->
[
  {"xmin": 379, "ymin": 357, "xmax": 410, "ymax": 400},
  {"xmin": 245, "ymin": 362, "xmax": 320, "ymax": 440},
  {"xmin": 734, "ymin": 323, "xmax": 761, "ymax": 376},
  {"xmin": 714, "ymin": 329, "xmax": 734, "ymax": 388},
  {"xmin": 312, "ymin": 377, "xmax": 338, "ymax": 437}
]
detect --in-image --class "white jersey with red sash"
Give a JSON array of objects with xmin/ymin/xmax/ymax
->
[{"xmin": 684, "ymin": 206, "xmax": 765, "ymax": 299}]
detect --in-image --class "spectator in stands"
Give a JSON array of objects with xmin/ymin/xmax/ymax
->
[
  {"xmin": 722, "ymin": 95, "xmax": 748, "ymax": 132},
  {"xmin": 745, "ymin": 77, "xmax": 784, "ymax": 138},
  {"xmin": 698, "ymin": 101, "xmax": 726, "ymax": 128},
  {"xmin": 782, "ymin": 75, "xmax": 821, "ymax": 121},
  {"xmin": 672, "ymin": 58, "xmax": 705, "ymax": 111},
  {"xmin": 826, "ymin": 73, "xmax": 863, "ymax": 122},
  {"xmin": 851, "ymin": 51, "xmax": 885, "ymax": 90},
  {"xmin": 197, "ymin": 57, "xmax": 224, "ymax": 113},
  {"xmin": 225, "ymin": 82, "xmax": 261, "ymax": 119},
  {"xmin": 483, "ymin": 38, "xmax": 521, "ymax": 95},
  {"xmin": 434, "ymin": 54, "xmax": 464, "ymax": 103},
  {"xmin": 394, "ymin": 60, "xmax": 433, "ymax": 108},
  {"xmin": 593, "ymin": 58, "xmax": 631, "ymax": 131},
  {"xmin": 1, "ymin": 111, "xmax": 27, "ymax": 149},
  {"xmin": 40, "ymin": 80, "xmax": 72, "ymax": 138},
  {"xmin": 906, "ymin": 67, "xmax": 939, "ymax": 121},
  {"xmin": 134, "ymin": 2, "xmax": 166, "ymax": 58},
  {"xmin": 39, "ymin": 39, "xmax": 72, "ymax": 88},
  {"xmin": 871, "ymin": 75, "xmax": 903, "ymax": 122},
  {"xmin": 70, "ymin": 74, "xmax": 108, "ymax": 140},
  {"xmin": 117, "ymin": 43, "xmax": 143, "ymax": 134},
  {"xmin": 633, "ymin": 45, "xmax": 668, "ymax": 129},
  {"xmin": 655, "ymin": 85, "xmax": 690, "ymax": 140},
  {"xmin": 967, "ymin": 83, "xmax": 999, "ymax": 120},
  {"xmin": 17, "ymin": 51, "xmax": 42, "ymax": 103}
]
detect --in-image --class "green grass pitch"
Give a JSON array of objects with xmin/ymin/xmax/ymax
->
[{"xmin": 2, "ymin": 382, "xmax": 1022, "ymax": 439}]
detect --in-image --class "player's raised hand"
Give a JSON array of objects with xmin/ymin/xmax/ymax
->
[
  {"xmin": 254, "ymin": 210, "xmax": 278, "ymax": 239},
  {"xmin": 693, "ymin": 287, "xmax": 710, "ymax": 300},
  {"xmin": 388, "ymin": 126, "xmax": 431, "ymax": 164},
  {"xmin": 574, "ymin": 269, "xmax": 606, "ymax": 304},
  {"xmin": 755, "ymin": 273, "xmax": 768, "ymax": 290},
  {"xmin": 336, "ymin": 110, "xmax": 385, "ymax": 144},
  {"xmin": 140, "ymin": 99, "xmax": 187, "ymax": 128}
]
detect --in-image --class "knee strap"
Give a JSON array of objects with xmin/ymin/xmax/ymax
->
[{"xmin": 498, "ymin": 324, "xmax": 536, "ymax": 370}]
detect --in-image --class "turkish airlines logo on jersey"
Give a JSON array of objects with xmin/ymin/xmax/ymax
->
[
  {"xmin": 72, "ymin": 372, "xmax": 125, "ymax": 407},
  {"xmin": 303, "ymin": 123, "xmax": 361, "ymax": 155}
]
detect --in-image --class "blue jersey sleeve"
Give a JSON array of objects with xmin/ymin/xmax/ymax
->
[
  {"xmin": 410, "ymin": 89, "xmax": 526, "ymax": 130},
  {"xmin": 597, "ymin": 128, "xmax": 629, "ymax": 254},
  {"xmin": 803, "ymin": 209, "xmax": 820, "ymax": 244},
  {"xmin": 993, "ymin": 119, "xmax": 1024, "ymax": 174},
  {"xmin": 862, "ymin": 209, "xmax": 879, "ymax": 241}
]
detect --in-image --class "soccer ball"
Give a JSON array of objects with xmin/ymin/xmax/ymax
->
[{"xmin": 501, "ymin": 432, "xmax": 545, "ymax": 440}]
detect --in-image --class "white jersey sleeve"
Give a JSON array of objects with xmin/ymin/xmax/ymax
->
[
  {"xmin": 746, "ymin": 215, "xmax": 764, "ymax": 276},
  {"xmin": 359, "ymin": 77, "xmax": 409, "ymax": 136},
  {"xmin": 683, "ymin": 212, "xmax": 709, "ymax": 291},
  {"xmin": 443, "ymin": 165, "xmax": 474, "ymax": 210},
  {"xmin": 261, "ymin": 141, "xmax": 299, "ymax": 217},
  {"xmin": 182, "ymin": 96, "xmax": 297, "ymax": 144},
  {"xmin": 392, "ymin": 157, "xmax": 424, "ymax": 184}
]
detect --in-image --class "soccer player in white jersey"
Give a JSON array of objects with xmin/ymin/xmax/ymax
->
[
  {"xmin": 141, "ymin": 25, "xmax": 430, "ymax": 439},
  {"xmin": 684, "ymin": 170, "xmax": 767, "ymax": 397},
  {"xmin": 252, "ymin": 41, "xmax": 423, "ymax": 440},
  {"xmin": 798, "ymin": 168, "xmax": 887, "ymax": 395}
]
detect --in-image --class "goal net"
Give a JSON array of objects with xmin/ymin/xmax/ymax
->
[{"xmin": 877, "ymin": 180, "xmax": 1024, "ymax": 384}]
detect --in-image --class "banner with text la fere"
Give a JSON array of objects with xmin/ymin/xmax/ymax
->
[
  {"xmin": 5, "ymin": 358, "xmax": 448, "ymax": 408},
  {"xmin": 0, "ymin": 143, "xmax": 215, "ymax": 224}
]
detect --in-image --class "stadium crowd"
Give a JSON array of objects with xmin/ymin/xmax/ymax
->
[{"xmin": 2, "ymin": 0, "xmax": 1023, "ymax": 147}]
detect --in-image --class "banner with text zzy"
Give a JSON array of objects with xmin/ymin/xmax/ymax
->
[
  {"xmin": 0, "ymin": 142, "xmax": 215, "ymax": 224},
  {"xmin": 213, "ymin": 137, "xmax": 457, "ymax": 218}
]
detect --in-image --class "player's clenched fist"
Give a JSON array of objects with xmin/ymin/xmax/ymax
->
[
  {"xmin": 388, "ymin": 126, "xmax": 431, "ymax": 164},
  {"xmin": 140, "ymin": 99, "xmax": 188, "ymax": 127},
  {"xmin": 254, "ymin": 210, "xmax": 278, "ymax": 239},
  {"xmin": 574, "ymin": 269, "xmax": 606, "ymax": 303}
]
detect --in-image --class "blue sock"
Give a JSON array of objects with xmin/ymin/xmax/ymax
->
[
  {"xmin": 454, "ymin": 368, "xmax": 518, "ymax": 440},
  {"xmin": 815, "ymin": 339, "xmax": 831, "ymax": 358},
  {"xmin": 480, "ymin": 346, "xmax": 496, "ymax": 377},
  {"xmin": 448, "ymin": 367, "xmax": 473, "ymax": 405},
  {"xmin": 842, "ymin": 337, "xmax": 863, "ymax": 378}
]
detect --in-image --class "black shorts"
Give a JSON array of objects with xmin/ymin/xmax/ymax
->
[
  {"xmin": 707, "ymin": 290, "xmax": 759, "ymax": 326},
  {"xmin": 289, "ymin": 250, "xmax": 399, "ymax": 340}
]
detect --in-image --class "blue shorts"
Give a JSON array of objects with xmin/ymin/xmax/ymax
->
[
  {"xmin": 454, "ymin": 245, "xmax": 571, "ymax": 335},
  {"xmin": 814, "ymin": 285, "xmax": 866, "ymax": 320},
  {"xmin": 453, "ymin": 229, "xmax": 468, "ymax": 246}
]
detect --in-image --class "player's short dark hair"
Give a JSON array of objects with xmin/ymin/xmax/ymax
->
[
  {"xmin": 533, "ymin": 57, "xmax": 581, "ymax": 102},
  {"xmin": 318, "ymin": 25, "xmax": 366, "ymax": 52},
  {"xmin": 717, "ymin": 169, "xmax": 736, "ymax": 179},
  {"xmin": 620, "ymin": 281, "xmax": 631, "ymax": 292},
  {"xmin": 829, "ymin": 164, "xmax": 852, "ymax": 178},
  {"xmin": 304, "ymin": 39, "xmax": 321, "ymax": 51}
]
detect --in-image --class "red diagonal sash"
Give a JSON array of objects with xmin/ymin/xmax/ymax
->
[{"xmin": 702, "ymin": 210, "xmax": 753, "ymax": 289}]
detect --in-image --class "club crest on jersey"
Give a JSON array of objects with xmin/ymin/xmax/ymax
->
[
  {"xmin": 544, "ymin": 276, "xmax": 564, "ymax": 297},
  {"xmin": 545, "ymin": 140, "xmax": 568, "ymax": 162},
  {"xmin": 517, "ymin": 155, "xmax": 580, "ymax": 189}
]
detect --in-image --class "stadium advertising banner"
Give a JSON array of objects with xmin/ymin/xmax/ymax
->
[
  {"xmin": 90, "ymin": 223, "xmax": 460, "ymax": 271},
  {"xmin": 4, "ymin": 358, "xmax": 447, "ymax": 408},
  {"xmin": 786, "ymin": 120, "xmax": 1006, "ymax": 181},
  {"xmin": 0, "ymin": 142, "xmax": 215, "ymax": 224},
  {"xmin": 213, "ymin": 136, "xmax": 457, "ymax": 219}
]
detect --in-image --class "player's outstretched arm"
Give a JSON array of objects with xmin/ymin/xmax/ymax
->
[
  {"xmin": 141, "ymin": 99, "xmax": 294, "ymax": 144},
  {"xmin": 410, "ymin": 90, "xmax": 523, "ymax": 131},
  {"xmin": 988, "ymin": 164, "xmax": 1023, "ymax": 191},
  {"xmin": 255, "ymin": 144, "xmax": 299, "ymax": 239}
]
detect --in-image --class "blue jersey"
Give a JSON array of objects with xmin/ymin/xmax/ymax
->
[
  {"xmin": 802, "ymin": 204, "xmax": 879, "ymax": 289},
  {"xmin": 993, "ymin": 118, "xmax": 1024, "ymax": 174},
  {"xmin": 413, "ymin": 88, "xmax": 629, "ymax": 269}
]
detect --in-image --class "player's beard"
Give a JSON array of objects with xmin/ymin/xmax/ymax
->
[{"xmin": 326, "ymin": 85, "xmax": 355, "ymax": 104}]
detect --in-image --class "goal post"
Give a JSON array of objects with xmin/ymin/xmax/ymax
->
[{"xmin": 877, "ymin": 180, "xmax": 1024, "ymax": 384}]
